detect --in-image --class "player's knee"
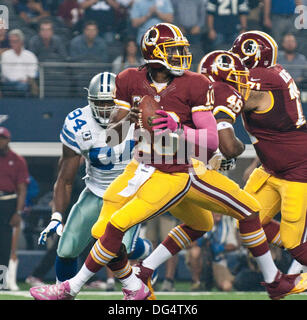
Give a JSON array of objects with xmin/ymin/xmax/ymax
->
[
  {"xmin": 91, "ymin": 218, "xmax": 108, "ymax": 239},
  {"xmin": 109, "ymin": 214, "xmax": 132, "ymax": 233},
  {"xmin": 188, "ymin": 214, "xmax": 214, "ymax": 232},
  {"xmin": 57, "ymin": 243, "xmax": 78, "ymax": 259}
]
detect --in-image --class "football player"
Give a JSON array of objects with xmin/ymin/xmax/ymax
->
[
  {"xmin": 131, "ymin": 51, "xmax": 307, "ymax": 300},
  {"xmin": 33, "ymin": 72, "xmax": 153, "ymax": 292},
  {"xmin": 29, "ymin": 23, "xmax": 219, "ymax": 300},
  {"xmin": 230, "ymin": 30, "xmax": 307, "ymax": 285}
]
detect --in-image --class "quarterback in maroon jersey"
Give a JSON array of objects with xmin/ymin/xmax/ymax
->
[{"xmin": 231, "ymin": 30, "xmax": 307, "ymax": 296}]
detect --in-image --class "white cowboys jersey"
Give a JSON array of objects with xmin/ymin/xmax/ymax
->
[{"xmin": 60, "ymin": 105, "xmax": 135, "ymax": 197}]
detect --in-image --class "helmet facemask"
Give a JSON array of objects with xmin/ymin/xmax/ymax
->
[
  {"xmin": 214, "ymin": 53, "xmax": 251, "ymax": 100},
  {"xmin": 226, "ymin": 70, "xmax": 251, "ymax": 100},
  {"xmin": 89, "ymin": 99, "xmax": 115, "ymax": 128},
  {"xmin": 153, "ymin": 40, "xmax": 192, "ymax": 75}
]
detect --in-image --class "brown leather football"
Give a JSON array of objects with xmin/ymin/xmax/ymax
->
[{"xmin": 138, "ymin": 95, "xmax": 161, "ymax": 132}]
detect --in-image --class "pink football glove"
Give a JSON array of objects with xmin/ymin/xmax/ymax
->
[{"xmin": 152, "ymin": 110, "xmax": 180, "ymax": 135}]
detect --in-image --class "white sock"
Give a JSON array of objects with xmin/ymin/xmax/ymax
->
[
  {"xmin": 119, "ymin": 272, "xmax": 142, "ymax": 291},
  {"xmin": 142, "ymin": 244, "xmax": 172, "ymax": 271},
  {"xmin": 68, "ymin": 264, "xmax": 95, "ymax": 296},
  {"xmin": 254, "ymin": 251, "xmax": 279, "ymax": 283}
]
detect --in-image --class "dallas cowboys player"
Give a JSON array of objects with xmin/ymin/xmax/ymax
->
[{"xmin": 38, "ymin": 72, "xmax": 153, "ymax": 289}]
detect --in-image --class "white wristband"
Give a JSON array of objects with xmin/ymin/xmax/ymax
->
[
  {"xmin": 217, "ymin": 121, "xmax": 234, "ymax": 131},
  {"xmin": 51, "ymin": 212, "xmax": 62, "ymax": 222}
]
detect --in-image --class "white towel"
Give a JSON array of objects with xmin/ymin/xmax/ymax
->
[{"xmin": 118, "ymin": 163, "xmax": 156, "ymax": 197}]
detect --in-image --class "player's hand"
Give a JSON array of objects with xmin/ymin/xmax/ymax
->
[
  {"xmin": 152, "ymin": 110, "xmax": 180, "ymax": 135},
  {"xmin": 127, "ymin": 101, "xmax": 141, "ymax": 124},
  {"xmin": 207, "ymin": 151, "xmax": 223, "ymax": 170},
  {"xmin": 220, "ymin": 158, "xmax": 237, "ymax": 171},
  {"xmin": 38, "ymin": 219, "xmax": 63, "ymax": 245}
]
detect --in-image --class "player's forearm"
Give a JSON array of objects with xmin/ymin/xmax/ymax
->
[
  {"xmin": 106, "ymin": 117, "xmax": 131, "ymax": 146},
  {"xmin": 52, "ymin": 179, "xmax": 73, "ymax": 216},
  {"xmin": 107, "ymin": 107, "xmax": 137, "ymax": 146},
  {"xmin": 183, "ymin": 111, "xmax": 219, "ymax": 152},
  {"xmin": 218, "ymin": 127, "xmax": 245, "ymax": 159}
]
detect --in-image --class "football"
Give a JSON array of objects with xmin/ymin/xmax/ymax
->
[{"xmin": 138, "ymin": 95, "xmax": 161, "ymax": 132}]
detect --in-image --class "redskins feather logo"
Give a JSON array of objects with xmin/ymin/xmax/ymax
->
[
  {"xmin": 241, "ymin": 39, "xmax": 258, "ymax": 56},
  {"xmin": 214, "ymin": 54, "xmax": 235, "ymax": 72},
  {"xmin": 144, "ymin": 27, "xmax": 159, "ymax": 47}
]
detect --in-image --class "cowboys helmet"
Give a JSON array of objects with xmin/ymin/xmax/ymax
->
[{"xmin": 85, "ymin": 72, "xmax": 116, "ymax": 127}]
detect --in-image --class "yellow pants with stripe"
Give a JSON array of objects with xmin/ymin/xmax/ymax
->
[
  {"xmin": 244, "ymin": 167, "xmax": 307, "ymax": 249},
  {"xmin": 170, "ymin": 166, "xmax": 261, "ymax": 230},
  {"xmin": 91, "ymin": 159, "xmax": 212, "ymax": 239}
]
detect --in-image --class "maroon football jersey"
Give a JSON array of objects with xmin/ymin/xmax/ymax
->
[
  {"xmin": 212, "ymin": 81, "xmax": 244, "ymax": 122},
  {"xmin": 242, "ymin": 64, "xmax": 307, "ymax": 182},
  {"xmin": 114, "ymin": 67, "xmax": 213, "ymax": 173}
]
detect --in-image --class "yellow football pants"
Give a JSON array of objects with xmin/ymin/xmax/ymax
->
[
  {"xmin": 170, "ymin": 167, "xmax": 261, "ymax": 229},
  {"xmin": 92, "ymin": 159, "xmax": 210, "ymax": 239},
  {"xmin": 244, "ymin": 167, "xmax": 307, "ymax": 249}
]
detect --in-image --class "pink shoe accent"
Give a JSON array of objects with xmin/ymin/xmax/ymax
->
[
  {"xmin": 133, "ymin": 262, "xmax": 156, "ymax": 300},
  {"xmin": 29, "ymin": 280, "xmax": 74, "ymax": 300},
  {"xmin": 122, "ymin": 282, "xmax": 150, "ymax": 300}
]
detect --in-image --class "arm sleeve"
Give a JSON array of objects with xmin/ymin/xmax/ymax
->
[{"xmin": 183, "ymin": 111, "xmax": 219, "ymax": 153}]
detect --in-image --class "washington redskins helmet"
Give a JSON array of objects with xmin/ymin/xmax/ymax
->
[
  {"xmin": 141, "ymin": 23, "xmax": 192, "ymax": 76},
  {"xmin": 198, "ymin": 50, "xmax": 250, "ymax": 100},
  {"xmin": 230, "ymin": 30, "xmax": 278, "ymax": 69}
]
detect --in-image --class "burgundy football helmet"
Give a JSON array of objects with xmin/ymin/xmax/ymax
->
[
  {"xmin": 141, "ymin": 23, "xmax": 192, "ymax": 76},
  {"xmin": 230, "ymin": 30, "xmax": 278, "ymax": 69},
  {"xmin": 198, "ymin": 50, "xmax": 250, "ymax": 100}
]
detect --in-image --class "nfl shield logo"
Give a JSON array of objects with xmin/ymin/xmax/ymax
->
[{"xmin": 154, "ymin": 95, "xmax": 160, "ymax": 102}]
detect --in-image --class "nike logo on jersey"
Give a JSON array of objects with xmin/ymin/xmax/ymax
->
[{"xmin": 250, "ymin": 77, "xmax": 261, "ymax": 81}]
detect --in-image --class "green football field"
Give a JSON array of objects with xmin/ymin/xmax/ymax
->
[
  {"xmin": 1, "ymin": 291, "xmax": 307, "ymax": 300},
  {"xmin": 1, "ymin": 281, "xmax": 307, "ymax": 300}
]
